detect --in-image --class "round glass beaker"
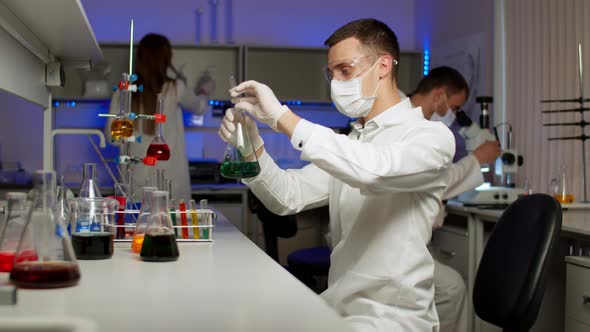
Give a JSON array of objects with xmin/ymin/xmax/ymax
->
[{"xmin": 69, "ymin": 197, "xmax": 119, "ymax": 260}]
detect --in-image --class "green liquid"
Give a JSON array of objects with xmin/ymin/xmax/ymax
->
[
  {"xmin": 220, "ymin": 161, "xmax": 260, "ymax": 179},
  {"xmin": 140, "ymin": 233, "xmax": 179, "ymax": 262}
]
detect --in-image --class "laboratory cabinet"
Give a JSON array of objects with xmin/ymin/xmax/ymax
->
[
  {"xmin": 429, "ymin": 224, "xmax": 469, "ymax": 281},
  {"xmin": 52, "ymin": 44, "xmax": 424, "ymax": 102},
  {"xmin": 565, "ymin": 256, "xmax": 590, "ymax": 331}
]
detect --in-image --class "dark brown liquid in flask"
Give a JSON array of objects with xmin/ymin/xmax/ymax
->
[
  {"xmin": 9, "ymin": 170, "xmax": 81, "ymax": 289},
  {"xmin": 10, "ymin": 261, "xmax": 80, "ymax": 289},
  {"xmin": 72, "ymin": 232, "xmax": 114, "ymax": 260},
  {"xmin": 140, "ymin": 233, "xmax": 179, "ymax": 262}
]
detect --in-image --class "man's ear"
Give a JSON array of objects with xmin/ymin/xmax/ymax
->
[{"xmin": 378, "ymin": 55, "xmax": 393, "ymax": 79}]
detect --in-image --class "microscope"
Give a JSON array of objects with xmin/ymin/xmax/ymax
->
[{"xmin": 455, "ymin": 96, "xmax": 525, "ymax": 206}]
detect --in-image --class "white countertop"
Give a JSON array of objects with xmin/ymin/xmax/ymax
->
[
  {"xmin": 0, "ymin": 217, "xmax": 352, "ymax": 332},
  {"xmin": 446, "ymin": 202, "xmax": 590, "ymax": 237}
]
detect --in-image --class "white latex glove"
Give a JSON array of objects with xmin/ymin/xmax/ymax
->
[
  {"xmin": 459, "ymin": 123, "xmax": 497, "ymax": 151},
  {"xmin": 230, "ymin": 80, "xmax": 288, "ymax": 131},
  {"xmin": 218, "ymin": 108, "xmax": 264, "ymax": 157}
]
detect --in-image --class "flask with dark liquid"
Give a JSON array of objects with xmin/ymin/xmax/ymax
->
[
  {"xmin": 0, "ymin": 192, "xmax": 36, "ymax": 272},
  {"xmin": 70, "ymin": 197, "xmax": 119, "ymax": 260},
  {"xmin": 220, "ymin": 75, "xmax": 261, "ymax": 179},
  {"xmin": 131, "ymin": 187, "xmax": 158, "ymax": 253},
  {"xmin": 10, "ymin": 170, "xmax": 81, "ymax": 288},
  {"xmin": 140, "ymin": 191, "xmax": 179, "ymax": 262},
  {"xmin": 146, "ymin": 94, "xmax": 171, "ymax": 161}
]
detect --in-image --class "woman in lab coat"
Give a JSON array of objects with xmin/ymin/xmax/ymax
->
[
  {"xmin": 219, "ymin": 19, "xmax": 455, "ymax": 331},
  {"xmin": 106, "ymin": 34, "xmax": 210, "ymax": 202}
]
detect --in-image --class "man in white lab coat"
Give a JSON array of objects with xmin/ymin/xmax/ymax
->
[
  {"xmin": 219, "ymin": 19, "xmax": 455, "ymax": 331},
  {"xmin": 408, "ymin": 66, "xmax": 501, "ymax": 332}
]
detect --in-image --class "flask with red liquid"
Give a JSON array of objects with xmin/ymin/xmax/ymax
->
[
  {"xmin": 146, "ymin": 93, "xmax": 171, "ymax": 161},
  {"xmin": 10, "ymin": 170, "xmax": 81, "ymax": 288},
  {"xmin": 0, "ymin": 192, "xmax": 36, "ymax": 272}
]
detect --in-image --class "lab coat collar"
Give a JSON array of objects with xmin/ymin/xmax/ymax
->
[{"xmin": 352, "ymin": 97, "xmax": 423, "ymax": 132}]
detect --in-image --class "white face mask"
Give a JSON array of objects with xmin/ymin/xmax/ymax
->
[
  {"xmin": 330, "ymin": 58, "xmax": 384, "ymax": 118},
  {"xmin": 431, "ymin": 108, "xmax": 456, "ymax": 127}
]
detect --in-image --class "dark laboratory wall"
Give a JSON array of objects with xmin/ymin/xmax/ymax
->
[{"xmin": 0, "ymin": 89, "xmax": 43, "ymax": 173}]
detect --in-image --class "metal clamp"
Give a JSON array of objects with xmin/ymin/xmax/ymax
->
[
  {"xmin": 439, "ymin": 249, "xmax": 457, "ymax": 257},
  {"xmin": 583, "ymin": 295, "xmax": 590, "ymax": 305}
]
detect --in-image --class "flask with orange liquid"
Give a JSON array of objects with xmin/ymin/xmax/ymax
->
[
  {"xmin": 131, "ymin": 187, "xmax": 158, "ymax": 253},
  {"xmin": 553, "ymin": 166, "xmax": 575, "ymax": 204}
]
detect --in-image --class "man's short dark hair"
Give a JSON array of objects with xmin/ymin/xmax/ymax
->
[
  {"xmin": 413, "ymin": 66, "xmax": 470, "ymax": 98},
  {"xmin": 324, "ymin": 18, "xmax": 400, "ymax": 80}
]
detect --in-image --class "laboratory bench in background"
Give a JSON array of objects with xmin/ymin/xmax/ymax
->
[
  {"xmin": 441, "ymin": 202, "xmax": 590, "ymax": 332},
  {"xmin": 0, "ymin": 212, "xmax": 352, "ymax": 332}
]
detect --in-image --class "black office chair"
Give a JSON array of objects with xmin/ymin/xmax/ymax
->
[
  {"xmin": 248, "ymin": 190, "xmax": 331, "ymax": 293},
  {"xmin": 473, "ymin": 194, "xmax": 562, "ymax": 332},
  {"xmin": 247, "ymin": 190, "xmax": 298, "ymax": 262}
]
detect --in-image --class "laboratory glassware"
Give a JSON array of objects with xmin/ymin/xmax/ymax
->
[
  {"xmin": 78, "ymin": 163, "xmax": 102, "ymax": 198},
  {"xmin": 553, "ymin": 166, "xmax": 575, "ymax": 204},
  {"xmin": 10, "ymin": 170, "xmax": 81, "ymax": 288},
  {"xmin": 189, "ymin": 199, "xmax": 200, "ymax": 239},
  {"xmin": 70, "ymin": 197, "xmax": 119, "ymax": 260},
  {"xmin": 140, "ymin": 191, "xmax": 179, "ymax": 262},
  {"xmin": 0, "ymin": 193, "xmax": 35, "ymax": 272},
  {"xmin": 169, "ymin": 198, "xmax": 178, "ymax": 238},
  {"xmin": 110, "ymin": 83, "xmax": 134, "ymax": 140},
  {"xmin": 146, "ymin": 94, "xmax": 171, "ymax": 161},
  {"xmin": 57, "ymin": 184, "xmax": 73, "ymax": 235},
  {"xmin": 131, "ymin": 187, "xmax": 158, "ymax": 253},
  {"xmin": 200, "ymin": 199, "xmax": 211, "ymax": 240},
  {"xmin": 179, "ymin": 199, "xmax": 188, "ymax": 239},
  {"xmin": 220, "ymin": 75, "xmax": 261, "ymax": 179}
]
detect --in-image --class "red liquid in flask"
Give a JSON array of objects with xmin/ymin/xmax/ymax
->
[
  {"xmin": 146, "ymin": 144, "xmax": 170, "ymax": 161},
  {"xmin": 0, "ymin": 250, "xmax": 38, "ymax": 272},
  {"xmin": 10, "ymin": 261, "xmax": 80, "ymax": 289}
]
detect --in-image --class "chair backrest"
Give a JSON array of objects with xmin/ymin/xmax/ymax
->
[{"xmin": 473, "ymin": 194, "xmax": 562, "ymax": 331}]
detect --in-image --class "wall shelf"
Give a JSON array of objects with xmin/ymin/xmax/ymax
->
[{"xmin": 0, "ymin": 0, "xmax": 103, "ymax": 106}]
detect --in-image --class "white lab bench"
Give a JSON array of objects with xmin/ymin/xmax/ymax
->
[
  {"xmin": 0, "ymin": 214, "xmax": 352, "ymax": 332},
  {"xmin": 443, "ymin": 202, "xmax": 590, "ymax": 332}
]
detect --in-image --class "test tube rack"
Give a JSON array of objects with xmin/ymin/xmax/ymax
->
[{"xmin": 112, "ymin": 208, "xmax": 216, "ymax": 243}]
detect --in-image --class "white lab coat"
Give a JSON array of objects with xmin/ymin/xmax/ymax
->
[
  {"xmin": 244, "ymin": 98, "xmax": 455, "ymax": 332},
  {"xmin": 106, "ymin": 80, "xmax": 208, "ymax": 202},
  {"xmin": 442, "ymin": 154, "xmax": 483, "ymax": 201},
  {"xmin": 431, "ymin": 154, "xmax": 483, "ymax": 332}
]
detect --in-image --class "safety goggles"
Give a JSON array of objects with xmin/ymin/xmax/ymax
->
[{"xmin": 323, "ymin": 54, "xmax": 398, "ymax": 82}]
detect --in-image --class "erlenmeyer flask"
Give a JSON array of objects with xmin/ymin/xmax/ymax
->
[
  {"xmin": 0, "ymin": 193, "xmax": 35, "ymax": 272},
  {"xmin": 78, "ymin": 163, "xmax": 102, "ymax": 198},
  {"xmin": 146, "ymin": 94, "xmax": 171, "ymax": 161},
  {"xmin": 111, "ymin": 88, "xmax": 134, "ymax": 140},
  {"xmin": 220, "ymin": 75, "xmax": 260, "ymax": 179},
  {"xmin": 140, "ymin": 191, "xmax": 179, "ymax": 262},
  {"xmin": 553, "ymin": 165, "xmax": 575, "ymax": 204},
  {"xmin": 131, "ymin": 187, "xmax": 158, "ymax": 253},
  {"xmin": 10, "ymin": 170, "xmax": 81, "ymax": 288},
  {"xmin": 70, "ymin": 197, "xmax": 119, "ymax": 260}
]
